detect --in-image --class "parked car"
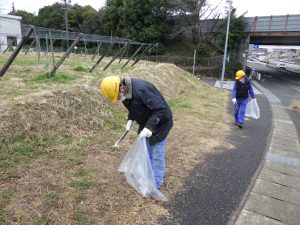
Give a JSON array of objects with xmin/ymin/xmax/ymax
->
[{"xmin": 276, "ymin": 63, "xmax": 287, "ymax": 70}]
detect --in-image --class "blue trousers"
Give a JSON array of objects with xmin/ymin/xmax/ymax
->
[
  {"xmin": 146, "ymin": 138, "xmax": 166, "ymax": 189},
  {"xmin": 234, "ymin": 98, "xmax": 248, "ymax": 125}
]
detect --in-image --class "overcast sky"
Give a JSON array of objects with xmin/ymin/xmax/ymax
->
[{"xmin": 0, "ymin": 0, "xmax": 299, "ymax": 17}]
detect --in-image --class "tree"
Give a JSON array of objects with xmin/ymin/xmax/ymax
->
[
  {"xmin": 196, "ymin": 42, "xmax": 210, "ymax": 58},
  {"xmin": 217, "ymin": 7, "xmax": 245, "ymax": 77},
  {"xmin": 9, "ymin": 10, "xmax": 37, "ymax": 25},
  {"xmin": 37, "ymin": 3, "xmax": 65, "ymax": 29},
  {"xmin": 102, "ymin": 0, "xmax": 170, "ymax": 43},
  {"xmin": 168, "ymin": 0, "xmax": 223, "ymax": 45},
  {"xmin": 217, "ymin": 8, "xmax": 245, "ymax": 52},
  {"xmin": 68, "ymin": 4, "xmax": 102, "ymax": 34}
]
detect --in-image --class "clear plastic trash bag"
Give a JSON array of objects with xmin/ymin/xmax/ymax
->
[
  {"xmin": 245, "ymin": 99, "xmax": 260, "ymax": 119},
  {"xmin": 118, "ymin": 137, "xmax": 168, "ymax": 201}
]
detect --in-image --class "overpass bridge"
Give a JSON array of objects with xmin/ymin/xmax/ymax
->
[
  {"xmin": 197, "ymin": 14, "xmax": 300, "ymax": 70},
  {"xmin": 240, "ymin": 14, "xmax": 300, "ymax": 71},
  {"xmin": 197, "ymin": 14, "xmax": 300, "ymax": 45},
  {"xmin": 244, "ymin": 14, "xmax": 300, "ymax": 46},
  {"xmin": 176, "ymin": 14, "xmax": 300, "ymax": 64}
]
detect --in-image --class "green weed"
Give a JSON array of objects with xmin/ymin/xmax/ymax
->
[
  {"xmin": 74, "ymin": 193, "xmax": 87, "ymax": 204},
  {"xmin": 71, "ymin": 178, "xmax": 94, "ymax": 190},
  {"xmin": 43, "ymin": 191, "xmax": 59, "ymax": 207},
  {"xmin": 6, "ymin": 91, "xmax": 24, "ymax": 98},
  {"xmin": 167, "ymin": 180, "xmax": 176, "ymax": 190},
  {"xmin": 78, "ymin": 138, "xmax": 92, "ymax": 147},
  {"xmin": 203, "ymin": 103, "xmax": 218, "ymax": 108},
  {"xmin": 30, "ymin": 216, "xmax": 51, "ymax": 225},
  {"xmin": 73, "ymin": 211, "xmax": 91, "ymax": 224},
  {"xmin": 102, "ymin": 110, "xmax": 126, "ymax": 130},
  {"xmin": 74, "ymin": 168, "xmax": 87, "ymax": 177},
  {"xmin": 58, "ymin": 136, "xmax": 72, "ymax": 145},
  {"xmin": 68, "ymin": 145, "xmax": 82, "ymax": 153},
  {"xmin": 168, "ymin": 99, "xmax": 192, "ymax": 109},
  {"xmin": 13, "ymin": 57, "xmax": 39, "ymax": 66},
  {"xmin": 67, "ymin": 157, "xmax": 84, "ymax": 166},
  {"xmin": 26, "ymin": 72, "xmax": 77, "ymax": 84},
  {"xmin": 0, "ymin": 76, "xmax": 10, "ymax": 81},
  {"xmin": 0, "ymin": 190, "xmax": 14, "ymax": 206},
  {"xmin": 0, "ymin": 136, "xmax": 37, "ymax": 174},
  {"xmin": 74, "ymin": 65, "xmax": 88, "ymax": 72},
  {"xmin": 0, "ymin": 211, "xmax": 11, "ymax": 225}
]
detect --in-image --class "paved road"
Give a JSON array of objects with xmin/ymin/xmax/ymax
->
[
  {"xmin": 248, "ymin": 62, "xmax": 300, "ymax": 141},
  {"xmin": 258, "ymin": 71, "xmax": 300, "ymax": 141},
  {"xmin": 159, "ymin": 86, "xmax": 272, "ymax": 225}
]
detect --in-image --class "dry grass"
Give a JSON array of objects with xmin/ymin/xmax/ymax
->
[
  {"xmin": 0, "ymin": 52, "xmax": 231, "ymax": 224},
  {"xmin": 289, "ymin": 101, "xmax": 300, "ymax": 112}
]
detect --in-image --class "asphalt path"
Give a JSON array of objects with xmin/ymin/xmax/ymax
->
[{"xmin": 159, "ymin": 90, "xmax": 272, "ymax": 225}]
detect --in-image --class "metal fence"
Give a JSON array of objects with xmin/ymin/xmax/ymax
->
[
  {"xmin": 141, "ymin": 55, "xmax": 223, "ymax": 76},
  {"xmin": 21, "ymin": 24, "xmax": 144, "ymax": 45}
]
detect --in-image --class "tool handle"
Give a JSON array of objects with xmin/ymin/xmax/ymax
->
[{"xmin": 114, "ymin": 130, "xmax": 129, "ymax": 147}]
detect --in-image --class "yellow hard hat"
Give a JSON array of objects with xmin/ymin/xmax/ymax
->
[
  {"xmin": 100, "ymin": 76, "xmax": 120, "ymax": 103},
  {"xmin": 235, "ymin": 70, "xmax": 245, "ymax": 80}
]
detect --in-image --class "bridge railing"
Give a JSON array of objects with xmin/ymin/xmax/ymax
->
[{"xmin": 244, "ymin": 14, "xmax": 300, "ymax": 33}]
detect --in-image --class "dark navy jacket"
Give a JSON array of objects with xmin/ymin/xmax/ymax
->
[
  {"xmin": 122, "ymin": 78, "xmax": 173, "ymax": 145},
  {"xmin": 232, "ymin": 78, "xmax": 255, "ymax": 99}
]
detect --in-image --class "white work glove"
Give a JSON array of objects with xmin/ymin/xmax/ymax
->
[
  {"xmin": 232, "ymin": 98, "xmax": 237, "ymax": 104},
  {"xmin": 139, "ymin": 128, "xmax": 152, "ymax": 138},
  {"xmin": 125, "ymin": 120, "xmax": 133, "ymax": 131}
]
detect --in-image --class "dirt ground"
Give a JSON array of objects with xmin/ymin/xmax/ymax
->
[{"xmin": 0, "ymin": 53, "xmax": 231, "ymax": 224}]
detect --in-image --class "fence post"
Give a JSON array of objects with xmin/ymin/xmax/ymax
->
[
  {"xmin": 155, "ymin": 43, "xmax": 158, "ymax": 62},
  {"xmin": 48, "ymin": 33, "xmax": 83, "ymax": 77},
  {"xmin": 33, "ymin": 27, "xmax": 41, "ymax": 62},
  {"xmin": 49, "ymin": 31, "xmax": 55, "ymax": 67},
  {"xmin": 91, "ymin": 41, "xmax": 102, "ymax": 61},
  {"xmin": 103, "ymin": 41, "xmax": 130, "ymax": 71},
  {"xmin": 121, "ymin": 44, "xmax": 144, "ymax": 69},
  {"xmin": 45, "ymin": 34, "xmax": 49, "ymax": 69},
  {"xmin": 119, "ymin": 42, "xmax": 130, "ymax": 63},
  {"xmin": 193, "ymin": 50, "xmax": 196, "ymax": 75},
  {"xmin": 131, "ymin": 44, "xmax": 155, "ymax": 67},
  {"xmin": 25, "ymin": 39, "xmax": 35, "ymax": 55},
  {"xmin": 89, "ymin": 41, "xmax": 116, "ymax": 72},
  {"xmin": 0, "ymin": 26, "xmax": 34, "ymax": 77}
]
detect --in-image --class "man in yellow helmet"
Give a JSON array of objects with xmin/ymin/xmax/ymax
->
[
  {"xmin": 100, "ymin": 76, "xmax": 173, "ymax": 189},
  {"xmin": 232, "ymin": 70, "xmax": 255, "ymax": 128}
]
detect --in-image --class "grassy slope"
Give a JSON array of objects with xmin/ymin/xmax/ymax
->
[{"xmin": 0, "ymin": 53, "xmax": 231, "ymax": 224}]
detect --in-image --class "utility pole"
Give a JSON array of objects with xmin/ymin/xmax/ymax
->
[
  {"xmin": 220, "ymin": 0, "xmax": 232, "ymax": 89},
  {"xmin": 62, "ymin": 0, "xmax": 71, "ymax": 48},
  {"xmin": 11, "ymin": 2, "xmax": 16, "ymax": 14}
]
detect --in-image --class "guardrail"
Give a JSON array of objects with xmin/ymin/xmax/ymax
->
[{"xmin": 266, "ymin": 64, "xmax": 300, "ymax": 75}]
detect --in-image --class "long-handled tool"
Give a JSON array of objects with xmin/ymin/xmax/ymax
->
[
  {"xmin": 114, "ymin": 130, "xmax": 129, "ymax": 148},
  {"xmin": 234, "ymin": 102, "xmax": 239, "ymax": 111}
]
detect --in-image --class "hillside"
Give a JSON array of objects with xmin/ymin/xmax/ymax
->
[{"xmin": 0, "ymin": 53, "xmax": 231, "ymax": 224}]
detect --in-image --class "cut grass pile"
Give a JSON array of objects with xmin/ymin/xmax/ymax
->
[
  {"xmin": 0, "ymin": 53, "xmax": 231, "ymax": 224},
  {"xmin": 289, "ymin": 101, "xmax": 300, "ymax": 113}
]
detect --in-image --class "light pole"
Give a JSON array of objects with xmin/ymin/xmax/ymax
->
[{"xmin": 220, "ymin": 0, "xmax": 232, "ymax": 89}]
